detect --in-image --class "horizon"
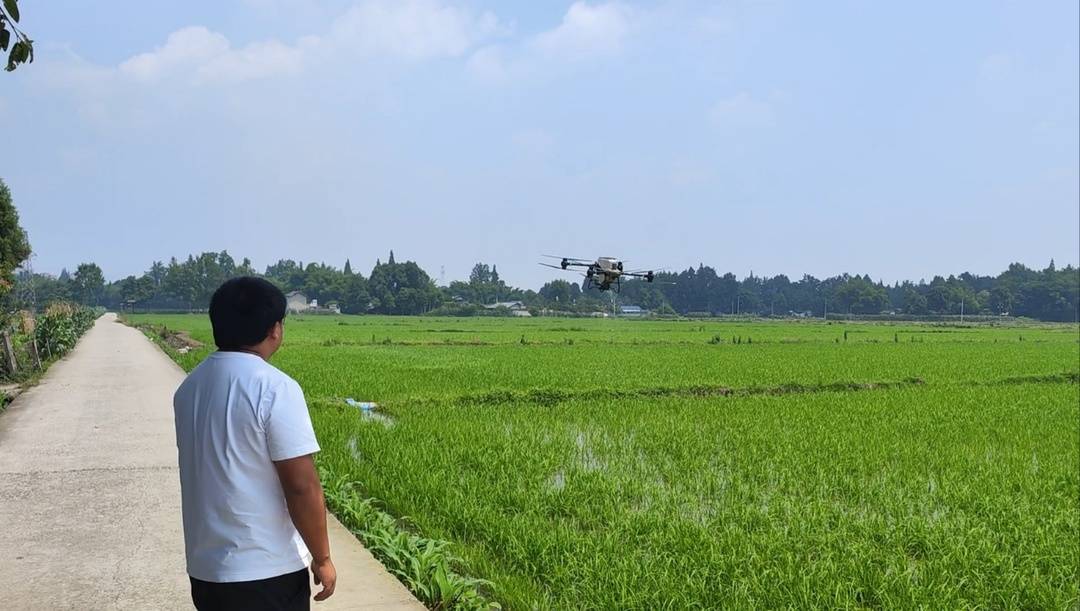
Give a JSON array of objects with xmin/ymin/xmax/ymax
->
[{"xmin": 30, "ymin": 248, "xmax": 1076, "ymax": 289}]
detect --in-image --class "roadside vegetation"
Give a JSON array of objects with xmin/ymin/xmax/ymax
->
[
  {"xmin": 1, "ymin": 303, "xmax": 100, "ymax": 380},
  {"xmin": 322, "ymin": 469, "xmax": 500, "ymax": 610},
  {"xmin": 0, "ymin": 179, "xmax": 101, "ymax": 402},
  {"xmin": 130, "ymin": 314, "xmax": 1080, "ymax": 609}
]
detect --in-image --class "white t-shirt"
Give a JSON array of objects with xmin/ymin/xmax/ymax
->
[{"xmin": 173, "ymin": 351, "xmax": 321, "ymax": 583}]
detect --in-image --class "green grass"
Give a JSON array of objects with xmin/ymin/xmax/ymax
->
[
  {"xmin": 316, "ymin": 384, "xmax": 1079, "ymax": 609},
  {"xmin": 128, "ymin": 314, "xmax": 1080, "ymax": 609}
]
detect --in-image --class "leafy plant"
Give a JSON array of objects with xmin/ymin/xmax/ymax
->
[
  {"xmin": 320, "ymin": 469, "xmax": 500, "ymax": 610},
  {"xmin": 35, "ymin": 302, "xmax": 97, "ymax": 358},
  {"xmin": 0, "ymin": 0, "xmax": 32, "ymax": 72}
]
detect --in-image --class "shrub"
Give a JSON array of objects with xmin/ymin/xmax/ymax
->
[{"xmin": 35, "ymin": 302, "xmax": 97, "ymax": 358}]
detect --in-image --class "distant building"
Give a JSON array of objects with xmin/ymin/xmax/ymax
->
[
  {"xmin": 483, "ymin": 301, "xmax": 526, "ymax": 310},
  {"xmin": 286, "ymin": 291, "xmax": 309, "ymax": 313},
  {"xmin": 483, "ymin": 301, "xmax": 532, "ymax": 317},
  {"xmin": 286, "ymin": 291, "xmax": 340, "ymax": 315},
  {"xmin": 619, "ymin": 305, "xmax": 645, "ymax": 317}
]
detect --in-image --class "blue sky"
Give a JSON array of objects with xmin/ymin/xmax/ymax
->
[{"xmin": 2, "ymin": 0, "xmax": 1077, "ymax": 286}]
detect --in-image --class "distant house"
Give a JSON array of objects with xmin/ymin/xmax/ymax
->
[
  {"xmin": 483, "ymin": 301, "xmax": 526, "ymax": 310},
  {"xmin": 286, "ymin": 291, "xmax": 309, "ymax": 313},
  {"xmin": 286, "ymin": 291, "xmax": 343, "ymax": 315},
  {"xmin": 483, "ymin": 301, "xmax": 532, "ymax": 317},
  {"xmin": 619, "ymin": 305, "xmax": 645, "ymax": 317}
]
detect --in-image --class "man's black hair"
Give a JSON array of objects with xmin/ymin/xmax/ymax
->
[{"xmin": 209, "ymin": 276, "xmax": 287, "ymax": 351}]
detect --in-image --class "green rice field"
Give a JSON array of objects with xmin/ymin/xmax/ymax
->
[{"xmin": 129, "ymin": 314, "xmax": 1080, "ymax": 609}]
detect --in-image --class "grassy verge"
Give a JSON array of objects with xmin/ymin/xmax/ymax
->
[{"xmin": 320, "ymin": 467, "xmax": 500, "ymax": 610}]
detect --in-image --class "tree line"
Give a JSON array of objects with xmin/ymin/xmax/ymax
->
[
  {"xmin": 12, "ymin": 251, "xmax": 1079, "ymax": 322},
  {"xmin": 617, "ymin": 263, "xmax": 1078, "ymax": 322},
  {"xmin": 15, "ymin": 251, "xmax": 442, "ymax": 316}
]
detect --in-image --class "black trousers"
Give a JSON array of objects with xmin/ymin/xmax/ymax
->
[{"xmin": 190, "ymin": 568, "xmax": 310, "ymax": 611}]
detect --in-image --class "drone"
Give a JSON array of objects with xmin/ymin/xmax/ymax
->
[{"xmin": 540, "ymin": 255, "xmax": 660, "ymax": 293}]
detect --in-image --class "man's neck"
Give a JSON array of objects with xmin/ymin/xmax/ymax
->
[{"xmin": 222, "ymin": 346, "xmax": 270, "ymax": 361}]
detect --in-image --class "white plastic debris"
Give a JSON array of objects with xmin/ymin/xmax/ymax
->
[{"xmin": 345, "ymin": 398, "xmax": 377, "ymax": 411}]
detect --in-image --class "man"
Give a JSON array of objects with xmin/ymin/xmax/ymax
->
[{"xmin": 174, "ymin": 276, "xmax": 336, "ymax": 610}]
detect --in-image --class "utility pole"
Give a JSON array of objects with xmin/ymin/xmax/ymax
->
[
  {"xmin": 824, "ymin": 298, "xmax": 828, "ymax": 321},
  {"xmin": 960, "ymin": 298, "xmax": 964, "ymax": 323}
]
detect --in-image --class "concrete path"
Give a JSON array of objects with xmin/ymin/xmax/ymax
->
[{"xmin": 0, "ymin": 314, "xmax": 424, "ymax": 610}]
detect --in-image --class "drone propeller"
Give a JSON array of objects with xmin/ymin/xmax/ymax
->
[
  {"xmin": 539, "ymin": 262, "xmax": 566, "ymax": 271},
  {"xmin": 541, "ymin": 254, "xmax": 592, "ymax": 263}
]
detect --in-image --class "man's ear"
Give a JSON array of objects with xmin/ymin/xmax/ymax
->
[{"xmin": 270, "ymin": 320, "xmax": 284, "ymax": 341}]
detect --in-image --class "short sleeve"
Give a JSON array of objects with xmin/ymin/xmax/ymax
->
[{"xmin": 264, "ymin": 378, "xmax": 321, "ymax": 461}]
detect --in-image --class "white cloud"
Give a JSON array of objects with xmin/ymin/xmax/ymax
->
[
  {"xmin": 112, "ymin": 0, "xmax": 504, "ymax": 85},
  {"xmin": 57, "ymin": 1, "xmax": 638, "ymax": 92},
  {"xmin": 467, "ymin": 1, "xmax": 634, "ymax": 82},
  {"xmin": 199, "ymin": 39, "xmax": 305, "ymax": 81},
  {"xmin": 119, "ymin": 27, "xmax": 231, "ymax": 81},
  {"xmin": 530, "ymin": 2, "xmax": 632, "ymax": 59},
  {"xmin": 708, "ymin": 92, "xmax": 775, "ymax": 129},
  {"xmin": 328, "ymin": 0, "xmax": 504, "ymax": 60}
]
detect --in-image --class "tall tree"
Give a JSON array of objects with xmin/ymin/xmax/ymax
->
[
  {"xmin": 147, "ymin": 261, "xmax": 166, "ymax": 287},
  {"xmin": 340, "ymin": 273, "xmax": 370, "ymax": 314},
  {"xmin": 539, "ymin": 279, "xmax": 579, "ymax": 306},
  {"xmin": 368, "ymin": 257, "xmax": 441, "ymax": 314},
  {"xmin": 0, "ymin": 178, "xmax": 31, "ymax": 298},
  {"xmin": 237, "ymin": 257, "xmax": 256, "ymax": 276},
  {"xmin": 72, "ymin": 263, "xmax": 105, "ymax": 306}
]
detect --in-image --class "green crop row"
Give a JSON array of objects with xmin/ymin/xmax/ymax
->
[
  {"xmin": 126, "ymin": 313, "xmax": 1078, "ymax": 348},
  {"xmin": 314, "ymin": 383, "xmax": 1080, "ymax": 609},
  {"xmin": 131, "ymin": 314, "xmax": 1080, "ymax": 609}
]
